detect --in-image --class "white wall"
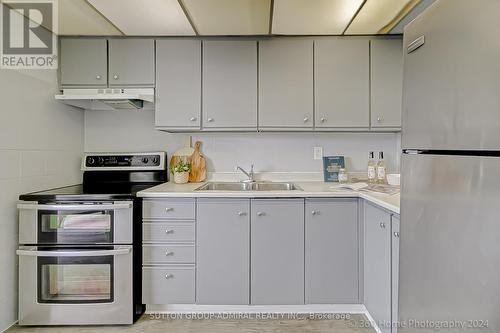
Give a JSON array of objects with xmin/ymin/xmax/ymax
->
[
  {"xmin": 0, "ymin": 69, "xmax": 84, "ymax": 331},
  {"xmin": 85, "ymin": 110, "xmax": 401, "ymax": 174}
]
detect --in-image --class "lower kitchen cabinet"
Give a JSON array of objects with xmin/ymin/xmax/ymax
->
[
  {"xmin": 251, "ymin": 199, "xmax": 305, "ymax": 304},
  {"xmin": 364, "ymin": 201, "xmax": 399, "ymax": 333},
  {"xmin": 305, "ymin": 199, "xmax": 359, "ymax": 304},
  {"xmin": 196, "ymin": 199, "xmax": 250, "ymax": 304},
  {"xmin": 142, "ymin": 266, "xmax": 195, "ymax": 304}
]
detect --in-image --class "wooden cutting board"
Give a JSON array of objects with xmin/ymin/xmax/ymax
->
[
  {"xmin": 169, "ymin": 136, "xmax": 195, "ymax": 172},
  {"xmin": 189, "ymin": 141, "xmax": 206, "ymax": 183}
]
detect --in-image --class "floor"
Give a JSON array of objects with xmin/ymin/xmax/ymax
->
[{"xmin": 7, "ymin": 314, "xmax": 376, "ymax": 333}]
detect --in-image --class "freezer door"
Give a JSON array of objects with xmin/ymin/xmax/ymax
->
[
  {"xmin": 399, "ymin": 153, "xmax": 500, "ymax": 332},
  {"xmin": 402, "ymin": 0, "xmax": 500, "ymax": 150}
]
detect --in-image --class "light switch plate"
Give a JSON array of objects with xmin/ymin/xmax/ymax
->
[{"xmin": 313, "ymin": 147, "xmax": 323, "ymax": 160}]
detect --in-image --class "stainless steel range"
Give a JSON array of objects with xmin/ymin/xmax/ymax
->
[{"xmin": 17, "ymin": 152, "xmax": 167, "ymax": 325}]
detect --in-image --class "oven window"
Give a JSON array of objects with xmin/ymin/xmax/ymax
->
[
  {"xmin": 38, "ymin": 210, "xmax": 114, "ymax": 244},
  {"xmin": 38, "ymin": 255, "xmax": 114, "ymax": 303}
]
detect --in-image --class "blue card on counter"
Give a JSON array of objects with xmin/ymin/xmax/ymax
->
[{"xmin": 323, "ymin": 156, "xmax": 345, "ymax": 182}]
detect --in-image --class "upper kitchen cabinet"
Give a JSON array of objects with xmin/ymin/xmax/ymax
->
[
  {"xmin": 314, "ymin": 39, "xmax": 369, "ymax": 129},
  {"xmin": 370, "ymin": 39, "xmax": 403, "ymax": 129},
  {"xmin": 258, "ymin": 39, "xmax": 314, "ymax": 130},
  {"xmin": 60, "ymin": 38, "xmax": 108, "ymax": 88},
  {"xmin": 202, "ymin": 41, "xmax": 257, "ymax": 130},
  {"xmin": 155, "ymin": 40, "xmax": 201, "ymax": 130},
  {"xmin": 108, "ymin": 39, "xmax": 155, "ymax": 87}
]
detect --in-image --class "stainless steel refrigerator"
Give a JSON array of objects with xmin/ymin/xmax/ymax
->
[{"xmin": 400, "ymin": 0, "xmax": 500, "ymax": 332}]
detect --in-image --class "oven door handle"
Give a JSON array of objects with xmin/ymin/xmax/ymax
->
[
  {"xmin": 16, "ymin": 246, "xmax": 132, "ymax": 257},
  {"xmin": 17, "ymin": 203, "xmax": 132, "ymax": 211}
]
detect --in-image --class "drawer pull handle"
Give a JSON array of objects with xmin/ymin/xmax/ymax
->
[
  {"xmin": 237, "ymin": 211, "xmax": 246, "ymax": 216},
  {"xmin": 394, "ymin": 232, "xmax": 400, "ymax": 238},
  {"xmin": 165, "ymin": 251, "xmax": 174, "ymax": 256},
  {"xmin": 165, "ymin": 274, "xmax": 174, "ymax": 279},
  {"xmin": 257, "ymin": 212, "xmax": 265, "ymax": 217},
  {"xmin": 311, "ymin": 210, "xmax": 319, "ymax": 215},
  {"xmin": 165, "ymin": 229, "xmax": 174, "ymax": 234},
  {"xmin": 380, "ymin": 222, "xmax": 386, "ymax": 229},
  {"xmin": 165, "ymin": 207, "xmax": 174, "ymax": 212}
]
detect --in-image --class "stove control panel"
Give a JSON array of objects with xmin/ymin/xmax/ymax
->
[{"xmin": 82, "ymin": 152, "xmax": 166, "ymax": 170}]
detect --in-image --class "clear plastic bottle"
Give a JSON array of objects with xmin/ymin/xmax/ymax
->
[
  {"xmin": 367, "ymin": 152, "xmax": 376, "ymax": 184},
  {"xmin": 377, "ymin": 151, "xmax": 387, "ymax": 184},
  {"xmin": 338, "ymin": 168, "xmax": 348, "ymax": 184}
]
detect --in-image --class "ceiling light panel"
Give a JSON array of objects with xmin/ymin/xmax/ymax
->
[
  {"xmin": 346, "ymin": 0, "xmax": 421, "ymax": 35},
  {"xmin": 87, "ymin": 0, "xmax": 195, "ymax": 36},
  {"xmin": 181, "ymin": 0, "xmax": 270, "ymax": 35},
  {"xmin": 272, "ymin": 0, "xmax": 364, "ymax": 35},
  {"xmin": 59, "ymin": 0, "xmax": 122, "ymax": 35}
]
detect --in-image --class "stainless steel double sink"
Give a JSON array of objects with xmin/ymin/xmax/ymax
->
[{"xmin": 195, "ymin": 182, "xmax": 303, "ymax": 191}]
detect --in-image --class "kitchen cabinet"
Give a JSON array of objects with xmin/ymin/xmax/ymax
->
[
  {"xmin": 196, "ymin": 199, "xmax": 250, "ymax": 304},
  {"xmin": 108, "ymin": 39, "xmax": 155, "ymax": 87},
  {"xmin": 258, "ymin": 39, "xmax": 313, "ymax": 130},
  {"xmin": 142, "ymin": 199, "xmax": 196, "ymax": 304},
  {"xmin": 60, "ymin": 38, "xmax": 108, "ymax": 87},
  {"xmin": 251, "ymin": 199, "xmax": 305, "ymax": 304},
  {"xmin": 314, "ymin": 39, "xmax": 369, "ymax": 129},
  {"xmin": 305, "ymin": 198, "xmax": 359, "ymax": 304},
  {"xmin": 364, "ymin": 202, "xmax": 400, "ymax": 333},
  {"xmin": 155, "ymin": 40, "xmax": 201, "ymax": 130},
  {"xmin": 202, "ymin": 41, "xmax": 257, "ymax": 130},
  {"xmin": 370, "ymin": 39, "xmax": 403, "ymax": 129}
]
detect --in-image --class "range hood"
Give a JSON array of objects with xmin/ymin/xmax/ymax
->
[{"xmin": 55, "ymin": 88, "xmax": 154, "ymax": 110}]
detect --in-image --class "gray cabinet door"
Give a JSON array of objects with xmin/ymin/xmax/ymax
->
[
  {"xmin": 108, "ymin": 39, "xmax": 155, "ymax": 87},
  {"xmin": 314, "ymin": 39, "xmax": 369, "ymax": 129},
  {"xmin": 155, "ymin": 40, "xmax": 201, "ymax": 130},
  {"xmin": 391, "ymin": 214, "xmax": 400, "ymax": 333},
  {"xmin": 60, "ymin": 38, "xmax": 107, "ymax": 87},
  {"xmin": 251, "ymin": 199, "xmax": 304, "ymax": 304},
  {"xmin": 258, "ymin": 39, "xmax": 313, "ymax": 130},
  {"xmin": 202, "ymin": 41, "xmax": 257, "ymax": 130},
  {"xmin": 305, "ymin": 198, "xmax": 359, "ymax": 304},
  {"xmin": 364, "ymin": 202, "xmax": 392, "ymax": 333},
  {"xmin": 371, "ymin": 39, "xmax": 403, "ymax": 129},
  {"xmin": 196, "ymin": 199, "xmax": 250, "ymax": 304}
]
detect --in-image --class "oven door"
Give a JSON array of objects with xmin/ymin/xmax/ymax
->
[
  {"xmin": 17, "ymin": 245, "xmax": 133, "ymax": 325},
  {"xmin": 18, "ymin": 202, "xmax": 133, "ymax": 245}
]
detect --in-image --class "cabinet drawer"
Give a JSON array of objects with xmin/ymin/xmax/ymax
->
[
  {"xmin": 143, "ymin": 244, "xmax": 195, "ymax": 264},
  {"xmin": 142, "ymin": 266, "xmax": 195, "ymax": 304},
  {"xmin": 143, "ymin": 199, "xmax": 195, "ymax": 220},
  {"xmin": 143, "ymin": 223, "xmax": 195, "ymax": 243}
]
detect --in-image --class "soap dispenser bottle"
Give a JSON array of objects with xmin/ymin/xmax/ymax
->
[
  {"xmin": 367, "ymin": 152, "xmax": 376, "ymax": 184},
  {"xmin": 377, "ymin": 151, "xmax": 387, "ymax": 184}
]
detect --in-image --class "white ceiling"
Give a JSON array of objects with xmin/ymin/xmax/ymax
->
[
  {"xmin": 182, "ymin": 0, "xmax": 270, "ymax": 35},
  {"xmin": 55, "ymin": 0, "xmax": 437, "ymax": 36}
]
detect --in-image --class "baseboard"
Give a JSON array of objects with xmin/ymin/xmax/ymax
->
[{"xmin": 146, "ymin": 303, "xmax": 366, "ymax": 314}]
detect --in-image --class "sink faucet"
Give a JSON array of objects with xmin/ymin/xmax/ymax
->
[{"xmin": 236, "ymin": 165, "xmax": 255, "ymax": 183}]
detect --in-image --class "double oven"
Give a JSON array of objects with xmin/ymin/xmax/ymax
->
[{"xmin": 17, "ymin": 152, "xmax": 167, "ymax": 326}]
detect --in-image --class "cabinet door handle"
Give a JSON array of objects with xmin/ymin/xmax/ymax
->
[
  {"xmin": 256, "ymin": 212, "xmax": 265, "ymax": 217},
  {"xmin": 320, "ymin": 117, "xmax": 327, "ymax": 123},
  {"xmin": 394, "ymin": 232, "xmax": 400, "ymax": 238},
  {"xmin": 303, "ymin": 117, "xmax": 309, "ymax": 123},
  {"xmin": 165, "ymin": 251, "xmax": 174, "ymax": 256},
  {"xmin": 311, "ymin": 210, "xmax": 319, "ymax": 215},
  {"xmin": 237, "ymin": 211, "xmax": 247, "ymax": 216},
  {"xmin": 165, "ymin": 229, "xmax": 174, "ymax": 234},
  {"xmin": 190, "ymin": 117, "xmax": 197, "ymax": 122},
  {"xmin": 207, "ymin": 118, "xmax": 214, "ymax": 122},
  {"xmin": 377, "ymin": 116, "xmax": 383, "ymax": 123},
  {"xmin": 96, "ymin": 75, "xmax": 102, "ymax": 80},
  {"xmin": 165, "ymin": 274, "xmax": 174, "ymax": 279},
  {"xmin": 165, "ymin": 207, "xmax": 174, "ymax": 212},
  {"xmin": 113, "ymin": 74, "xmax": 119, "ymax": 80},
  {"xmin": 380, "ymin": 222, "xmax": 386, "ymax": 229}
]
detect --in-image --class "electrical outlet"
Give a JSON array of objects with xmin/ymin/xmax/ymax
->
[{"xmin": 313, "ymin": 147, "xmax": 323, "ymax": 160}]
